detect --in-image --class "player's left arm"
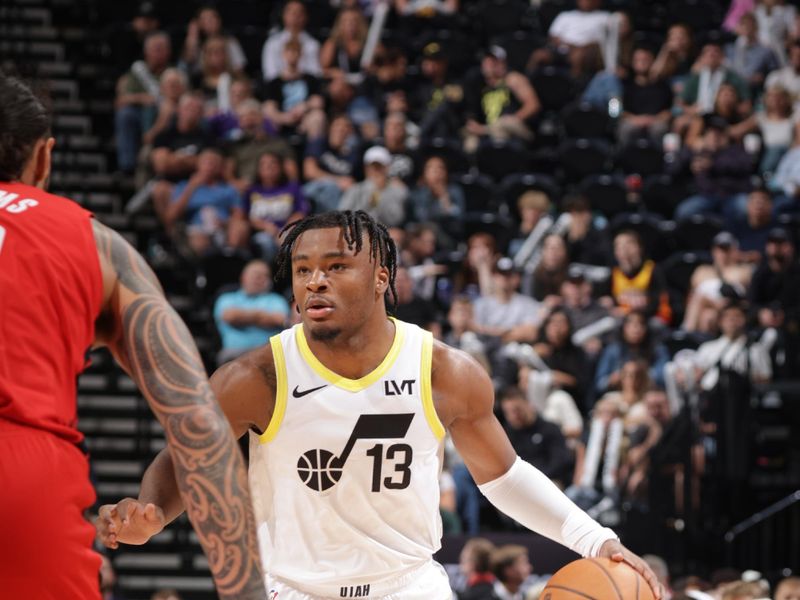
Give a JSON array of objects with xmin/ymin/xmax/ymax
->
[{"xmin": 432, "ymin": 342, "xmax": 664, "ymax": 600}]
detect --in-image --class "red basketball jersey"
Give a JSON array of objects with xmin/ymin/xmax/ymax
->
[{"xmin": 0, "ymin": 182, "xmax": 103, "ymax": 444}]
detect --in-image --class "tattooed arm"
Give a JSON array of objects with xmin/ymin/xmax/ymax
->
[{"xmin": 90, "ymin": 220, "xmax": 266, "ymax": 599}]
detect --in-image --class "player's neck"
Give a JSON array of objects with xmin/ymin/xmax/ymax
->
[{"xmin": 304, "ymin": 313, "xmax": 395, "ymax": 380}]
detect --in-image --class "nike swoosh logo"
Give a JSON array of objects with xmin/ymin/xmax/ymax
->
[{"xmin": 292, "ymin": 384, "xmax": 328, "ymax": 398}]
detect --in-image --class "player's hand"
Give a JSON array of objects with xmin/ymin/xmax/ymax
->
[
  {"xmin": 95, "ymin": 498, "xmax": 165, "ymax": 549},
  {"xmin": 598, "ymin": 539, "xmax": 664, "ymax": 600}
]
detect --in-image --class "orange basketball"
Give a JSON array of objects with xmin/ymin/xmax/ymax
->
[{"xmin": 541, "ymin": 557, "xmax": 656, "ymax": 600}]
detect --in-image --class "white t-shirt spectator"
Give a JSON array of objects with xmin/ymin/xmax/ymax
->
[
  {"xmin": 473, "ymin": 293, "xmax": 542, "ymax": 332},
  {"xmin": 766, "ymin": 67, "xmax": 800, "ymax": 106},
  {"xmin": 262, "ymin": 30, "xmax": 322, "ymax": 81},
  {"xmin": 695, "ymin": 332, "xmax": 772, "ymax": 391},
  {"xmin": 549, "ymin": 9, "xmax": 611, "ymax": 47}
]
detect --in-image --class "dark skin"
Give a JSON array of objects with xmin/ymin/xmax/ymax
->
[
  {"xmin": 16, "ymin": 137, "xmax": 265, "ymax": 599},
  {"xmin": 95, "ymin": 226, "xmax": 663, "ymax": 599}
]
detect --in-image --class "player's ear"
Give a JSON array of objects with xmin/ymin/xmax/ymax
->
[
  {"xmin": 375, "ymin": 265, "xmax": 389, "ymax": 296},
  {"xmin": 33, "ymin": 136, "xmax": 55, "ymax": 189}
]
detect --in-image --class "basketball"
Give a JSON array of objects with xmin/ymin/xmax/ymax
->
[{"xmin": 541, "ymin": 557, "xmax": 655, "ymax": 600}]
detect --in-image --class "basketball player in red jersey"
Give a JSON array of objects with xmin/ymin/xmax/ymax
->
[
  {"xmin": 97, "ymin": 211, "xmax": 665, "ymax": 599},
  {"xmin": 0, "ymin": 76, "xmax": 265, "ymax": 599}
]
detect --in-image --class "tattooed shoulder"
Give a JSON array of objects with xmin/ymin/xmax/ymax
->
[{"xmin": 91, "ymin": 218, "xmax": 163, "ymax": 296}]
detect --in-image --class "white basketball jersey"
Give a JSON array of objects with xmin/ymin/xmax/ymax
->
[{"xmin": 248, "ymin": 319, "xmax": 446, "ymax": 597}]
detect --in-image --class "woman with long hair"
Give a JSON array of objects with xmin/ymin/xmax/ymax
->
[
  {"xmin": 408, "ymin": 155, "xmax": 465, "ymax": 225},
  {"xmin": 182, "ymin": 5, "xmax": 246, "ymax": 74},
  {"xmin": 320, "ymin": 7, "xmax": 369, "ymax": 81},
  {"xmin": 594, "ymin": 310, "xmax": 670, "ymax": 395},
  {"xmin": 191, "ymin": 34, "xmax": 237, "ymax": 115}
]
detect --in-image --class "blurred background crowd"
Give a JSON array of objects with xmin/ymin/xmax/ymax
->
[{"xmin": 3, "ymin": 0, "xmax": 800, "ymax": 597}]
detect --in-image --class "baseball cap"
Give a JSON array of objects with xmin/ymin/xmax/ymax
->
[
  {"xmin": 712, "ymin": 231, "xmax": 738, "ymax": 249},
  {"xmin": 363, "ymin": 146, "xmax": 391, "ymax": 166},
  {"xmin": 423, "ymin": 42, "xmax": 445, "ymax": 60},
  {"xmin": 484, "ymin": 45, "xmax": 507, "ymax": 61},
  {"xmin": 767, "ymin": 226, "xmax": 792, "ymax": 243}
]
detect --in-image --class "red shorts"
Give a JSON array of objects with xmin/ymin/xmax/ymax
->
[{"xmin": 0, "ymin": 419, "xmax": 101, "ymax": 599}]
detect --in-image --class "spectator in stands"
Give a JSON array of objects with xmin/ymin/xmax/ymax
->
[
  {"xmin": 753, "ymin": 0, "xmax": 798, "ymax": 66},
  {"xmin": 682, "ymin": 231, "xmax": 754, "ymax": 332},
  {"xmin": 774, "ymin": 577, "xmax": 800, "ymax": 600},
  {"xmin": 748, "ymin": 227, "xmax": 800, "ymax": 329},
  {"xmin": 393, "ymin": 266, "xmax": 441, "ymax": 334},
  {"xmin": 191, "ymin": 35, "xmax": 237, "ymax": 115},
  {"xmin": 149, "ymin": 92, "xmax": 215, "ymax": 218},
  {"xmin": 531, "ymin": 234, "xmax": 569, "ymax": 303},
  {"xmin": 394, "ymin": 0, "xmax": 458, "ymax": 18},
  {"xmin": 464, "ymin": 46, "xmax": 540, "ymax": 151},
  {"xmin": 181, "ymin": 5, "xmax": 247, "ymax": 76},
  {"xmin": 439, "ymin": 455, "xmax": 460, "ymax": 534},
  {"xmin": 408, "ymin": 155, "xmax": 465, "ymax": 226},
  {"xmin": 108, "ymin": 1, "xmax": 161, "ymax": 75},
  {"xmin": 563, "ymin": 194, "xmax": 613, "ymax": 266},
  {"xmin": 411, "ymin": 42, "xmax": 466, "ymax": 142},
  {"xmin": 303, "ymin": 114, "xmax": 359, "ymax": 212},
  {"xmin": 642, "ymin": 555, "xmax": 671, "ymax": 598},
  {"xmin": 165, "ymin": 148, "xmax": 248, "ymax": 255},
  {"xmin": 214, "ymin": 260, "xmax": 289, "ymax": 364},
  {"xmin": 444, "ymin": 296, "xmax": 490, "ymax": 373},
  {"xmin": 728, "ymin": 187, "xmax": 777, "ymax": 255},
  {"xmin": 738, "ymin": 84, "xmax": 795, "ymax": 174},
  {"xmin": 500, "ymin": 387, "xmax": 573, "ymax": 489},
  {"xmin": 263, "ymin": 37, "xmax": 326, "ymax": 137},
  {"xmin": 600, "ymin": 358, "xmax": 650, "ymax": 412},
  {"xmin": 621, "ymin": 387, "xmax": 670, "ymax": 503},
  {"xmin": 686, "ymin": 302, "xmax": 772, "ymax": 397},
  {"xmin": 151, "ymin": 591, "xmax": 181, "ymax": 600},
  {"xmin": 320, "ymin": 7, "xmax": 368, "ymax": 83},
  {"xmin": 724, "ymin": 12, "xmax": 779, "ymax": 93},
  {"xmin": 766, "ymin": 40, "xmax": 800, "ymax": 107},
  {"xmin": 400, "ymin": 223, "xmax": 449, "ymax": 299},
  {"xmin": 261, "ymin": 0, "xmax": 322, "ymax": 81},
  {"xmin": 595, "ymin": 310, "xmax": 670, "ymax": 394},
  {"xmin": 458, "ymin": 538, "xmax": 498, "ymax": 600},
  {"xmin": 326, "ymin": 75, "xmax": 382, "ymax": 140},
  {"xmin": 683, "ymin": 83, "xmax": 753, "ymax": 147},
  {"xmin": 650, "ymin": 23, "xmax": 696, "ymax": 94},
  {"xmin": 719, "ymin": 581, "xmax": 769, "ymax": 600},
  {"xmin": 244, "ymin": 151, "xmax": 309, "ymax": 261},
  {"xmin": 671, "ymin": 115, "xmax": 754, "ymax": 221},
  {"xmin": 508, "ymin": 191, "xmax": 551, "ymax": 258},
  {"xmin": 339, "ymin": 146, "xmax": 407, "ymax": 225},
  {"xmin": 517, "ymin": 307, "xmax": 587, "ymax": 434},
  {"xmin": 560, "ymin": 269, "xmax": 612, "ymax": 356},
  {"xmin": 619, "ymin": 45, "xmax": 673, "ymax": 145},
  {"xmin": 769, "ymin": 121, "xmax": 800, "ymax": 213},
  {"xmin": 115, "ymin": 30, "xmax": 172, "ymax": 173},
  {"xmin": 490, "ymin": 545, "xmax": 533, "ymax": 600},
  {"xmin": 539, "ymin": 0, "xmax": 611, "ymax": 78},
  {"xmin": 678, "ymin": 39, "xmax": 751, "ymax": 124},
  {"xmin": 224, "ymin": 99, "xmax": 297, "ymax": 192},
  {"xmin": 454, "ymin": 232, "xmax": 497, "ymax": 297},
  {"xmin": 473, "ymin": 257, "xmax": 543, "ymax": 343},
  {"xmin": 381, "ymin": 112, "xmax": 415, "ymax": 184},
  {"xmin": 608, "ymin": 229, "xmax": 672, "ymax": 324},
  {"xmin": 142, "ymin": 68, "xmax": 188, "ymax": 147},
  {"xmin": 208, "ymin": 77, "xmax": 262, "ymax": 141}
]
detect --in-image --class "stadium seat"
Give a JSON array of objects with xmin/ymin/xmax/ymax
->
[
  {"xmin": 468, "ymin": 0, "xmax": 537, "ymax": 38},
  {"xmin": 662, "ymin": 250, "xmax": 712, "ymax": 298},
  {"xmin": 559, "ymin": 138, "xmax": 613, "ymax": 181},
  {"xmin": 579, "ymin": 174, "xmax": 629, "ymax": 219},
  {"xmin": 561, "ymin": 102, "xmax": 612, "ymax": 140},
  {"xmin": 663, "ymin": 329, "xmax": 703, "ymax": 356},
  {"xmin": 418, "ymin": 137, "xmax": 472, "ymax": 175},
  {"xmin": 530, "ymin": 67, "xmax": 577, "ymax": 112},
  {"xmin": 618, "ymin": 138, "xmax": 664, "ymax": 177},
  {"xmin": 476, "ymin": 140, "xmax": 534, "ymax": 181},
  {"xmin": 457, "ymin": 172, "xmax": 499, "ymax": 216},
  {"xmin": 673, "ymin": 214, "xmax": 725, "ymax": 252},
  {"xmin": 491, "ymin": 31, "xmax": 545, "ymax": 73},
  {"xmin": 641, "ymin": 174, "xmax": 688, "ymax": 219}
]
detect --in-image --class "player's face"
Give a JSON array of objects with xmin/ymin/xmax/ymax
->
[{"xmin": 291, "ymin": 227, "xmax": 389, "ymax": 342}]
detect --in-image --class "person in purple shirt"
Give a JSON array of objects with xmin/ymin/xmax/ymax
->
[{"xmin": 244, "ymin": 151, "xmax": 309, "ymax": 260}]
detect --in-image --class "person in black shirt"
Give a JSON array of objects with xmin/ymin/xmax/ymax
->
[
  {"xmin": 263, "ymin": 37, "xmax": 326, "ymax": 137},
  {"xmin": 619, "ymin": 45, "xmax": 673, "ymax": 145},
  {"xmin": 411, "ymin": 42, "xmax": 466, "ymax": 142},
  {"xmin": 499, "ymin": 386, "xmax": 573, "ymax": 487},
  {"xmin": 393, "ymin": 267, "xmax": 441, "ymax": 336},
  {"xmin": 748, "ymin": 227, "xmax": 800, "ymax": 332},
  {"xmin": 562, "ymin": 194, "xmax": 613, "ymax": 266}
]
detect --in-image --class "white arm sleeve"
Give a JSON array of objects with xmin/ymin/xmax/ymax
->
[{"xmin": 477, "ymin": 456, "xmax": 618, "ymax": 557}]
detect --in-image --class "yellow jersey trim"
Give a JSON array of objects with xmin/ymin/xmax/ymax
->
[
  {"xmin": 260, "ymin": 335, "xmax": 287, "ymax": 444},
  {"xmin": 421, "ymin": 331, "xmax": 446, "ymax": 441},
  {"xmin": 295, "ymin": 319, "xmax": 405, "ymax": 392}
]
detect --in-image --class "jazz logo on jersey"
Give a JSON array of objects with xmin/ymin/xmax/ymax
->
[{"xmin": 296, "ymin": 413, "xmax": 414, "ymax": 492}]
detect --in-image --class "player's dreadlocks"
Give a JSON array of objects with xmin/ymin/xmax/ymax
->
[{"xmin": 275, "ymin": 210, "xmax": 399, "ymax": 313}]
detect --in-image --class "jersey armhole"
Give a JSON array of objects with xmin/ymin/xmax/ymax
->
[
  {"xmin": 421, "ymin": 331, "xmax": 446, "ymax": 441},
  {"xmin": 259, "ymin": 335, "xmax": 287, "ymax": 444}
]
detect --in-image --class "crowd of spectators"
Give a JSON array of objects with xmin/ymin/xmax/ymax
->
[{"xmin": 110, "ymin": 0, "xmax": 800, "ymax": 592}]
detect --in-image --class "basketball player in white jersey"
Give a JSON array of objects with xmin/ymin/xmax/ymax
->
[{"xmin": 96, "ymin": 211, "xmax": 663, "ymax": 599}]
